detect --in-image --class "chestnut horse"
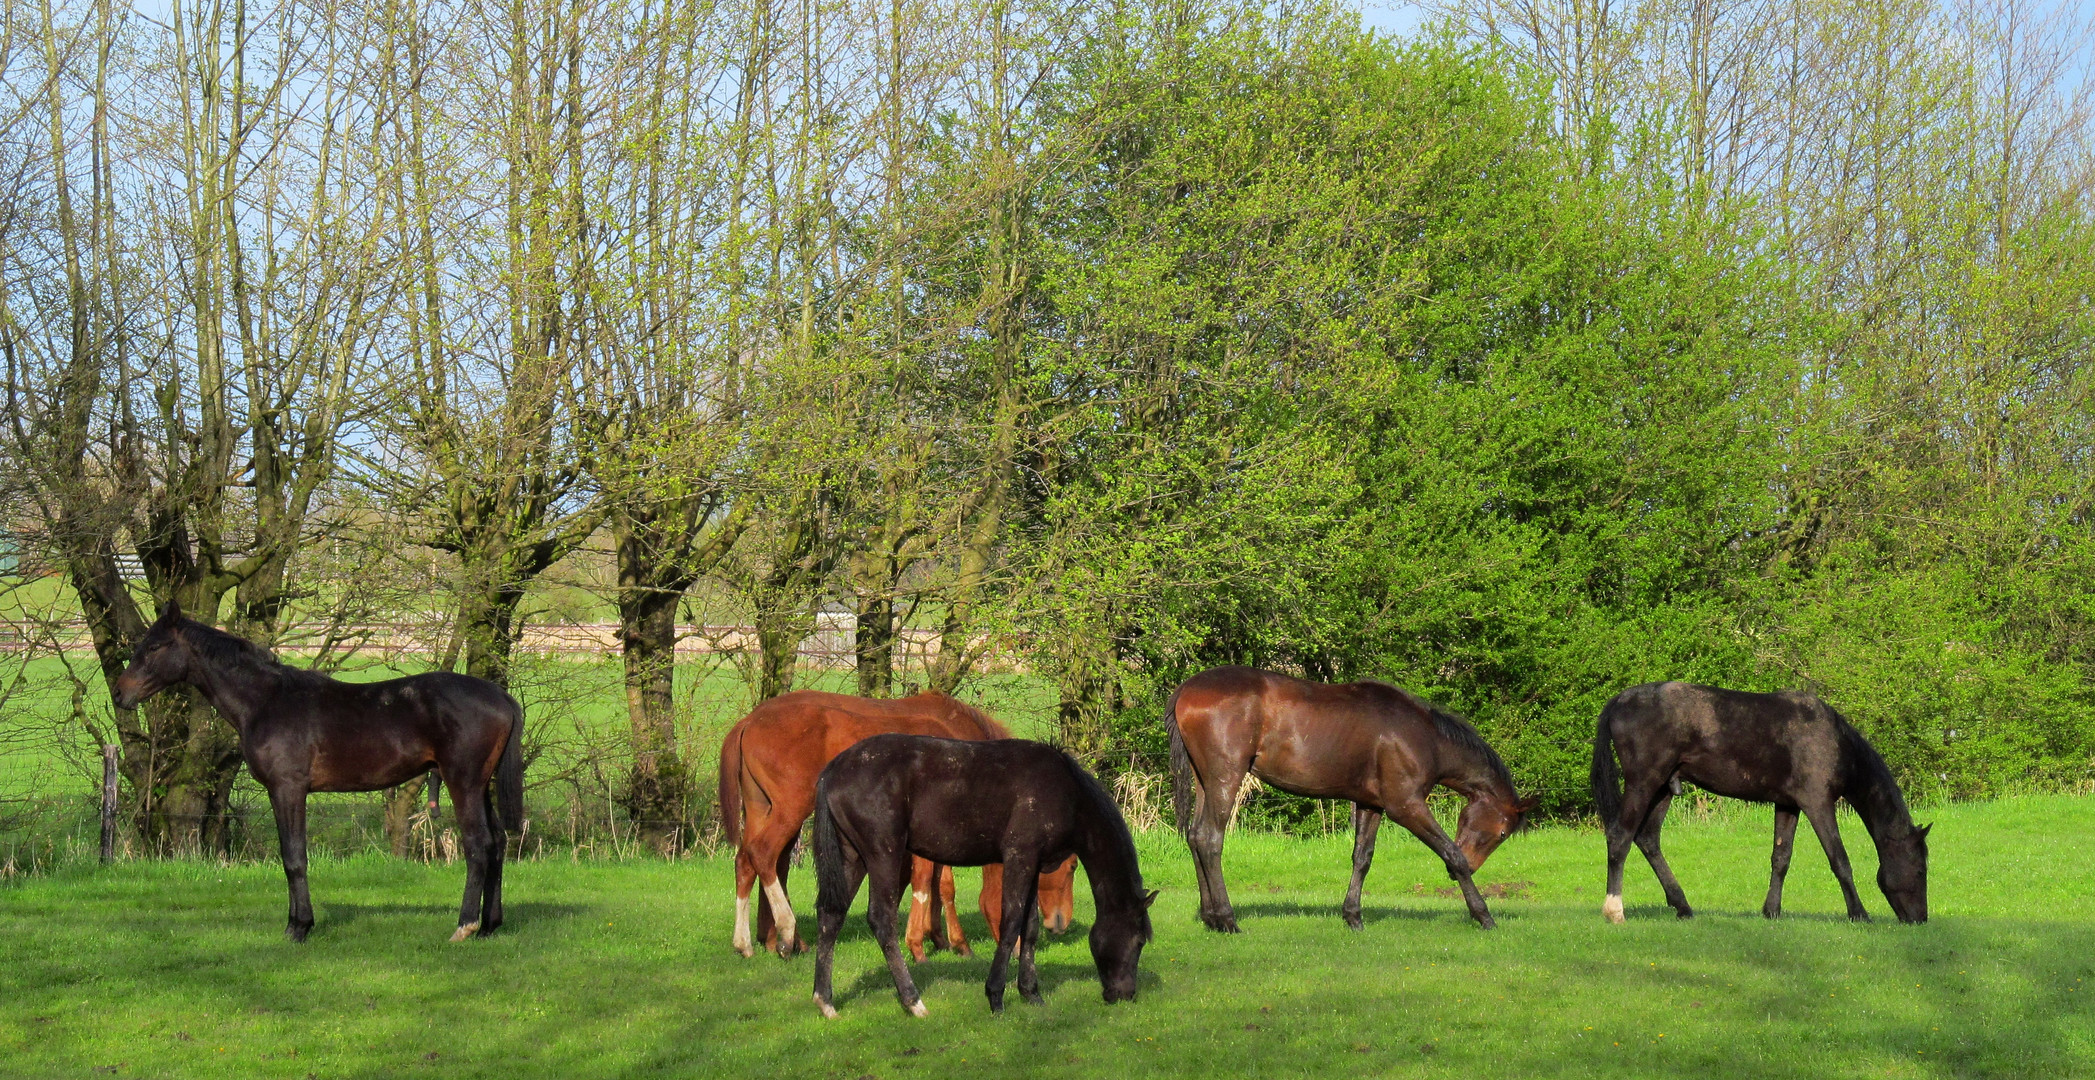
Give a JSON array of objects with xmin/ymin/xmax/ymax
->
[
  {"xmin": 1166, "ymin": 666, "xmax": 1536, "ymax": 931},
  {"xmin": 112, "ymin": 604, "xmax": 523, "ymax": 942},
  {"xmin": 718, "ymin": 690, "xmax": 1074, "ymax": 956},
  {"xmin": 907, "ymin": 855, "xmax": 1079, "ymax": 962},
  {"xmin": 812, "ymin": 735, "xmax": 1155, "ymax": 1016}
]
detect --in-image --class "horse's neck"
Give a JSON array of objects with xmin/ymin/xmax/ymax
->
[
  {"xmin": 1846, "ymin": 764, "xmax": 1915, "ymax": 843},
  {"xmin": 1441, "ymin": 748, "xmax": 1514, "ymax": 805},
  {"xmin": 187, "ymin": 653, "xmax": 279, "ymax": 731},
  {"xmin": 1073, "ymin": 808, "xmax": 1140, "ymax": 914}
]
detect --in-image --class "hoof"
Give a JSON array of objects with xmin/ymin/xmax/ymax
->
[
  {"xmin": 450, "ymin": 922, "xmax": 481, "ymax": 942},
  {"xmin": 814, "ymin": 995, "xmax": 837, "ymax": 1019},
  {"xmin": 285, "ymin": 924, "xmax": 312, "ymax": 943},
  {"xmin": 1021, "ymin": 990, "xmax": 1044, "ymax": 1006},
  {"xmin": 909, "ymin": 1000, "xmax": 929, "ymax": 1018},
  {"xmin": 1201, "ymin": 913, "xmax": 1241, "ymax": 933},
  {"xmin": 1342, "ymin": 911, "xmax": 1364, "ymax": 932},
  {"xmin": 955, "ymin": 943, "xmax": 973, "ymax": 958},
  {"xmin": 1849, "ymin": 912, "xmax": 1872, "ymax": 923},
  {"xmin": 1674, "ymin": 907, "xmax": 1695, "ymax": 920},
  {"xmin": 1762, "ymin": 905, "xmax": 1781, "ymax": 920},
  {"xmin": 735, "ymin": 944, "xmax": 755, "ymax": 958},
  {"xmin": 1602, "ymin": 895, "xmax": 1625, "ymax": 924},
  {"xmin": 1475, "ymin": 915, "xmax": 1497, "ymax": 930}
]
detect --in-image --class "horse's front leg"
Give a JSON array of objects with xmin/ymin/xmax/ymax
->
[
  {"xmin": 1763, "ymin": 805, "xmax": 1800, "ymax": 918},
  {"xmin": 986, "ymin": 854, "xmax": 1040, "ymax": 1012},
  {"xmin": 267, "ymin": 784, "xmax": 314, "ymax": 942},
  {"xmin": 1387, "ymin": 799, "xmax": 1495, "ymax": 930},
  {"xmin": 1341, "ymin": 804, "xmax": 1381, "ymax": 930}
]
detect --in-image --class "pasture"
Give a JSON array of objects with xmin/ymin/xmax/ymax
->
[{"xmin": 4, "ymin": 794, "xmax": 2093, "ymax": 1078}]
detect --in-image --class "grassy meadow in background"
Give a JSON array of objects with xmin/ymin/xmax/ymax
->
[{"xmin": 4, "ymin": 794, "xmax": 2093, "ymax": 1079}]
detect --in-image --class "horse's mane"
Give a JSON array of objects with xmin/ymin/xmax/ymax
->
[
  {"xmin": 1360, "ymin": 679, "xmax": 1519, "ymax": 796},
  {"xmin": 1828, "ymin": 703, "xmax": 1915, "ymax": 830},
  {"xmin": 1059, "ymin": 749, "xmax": 1151, "ymax": 938},
  {"xmin": 173, "ymin": 616, "xmax": 318, "ymax": 682},
  {"xmin": 936, "ymin": 694, "xmax": 1010, "ymax": 740}
]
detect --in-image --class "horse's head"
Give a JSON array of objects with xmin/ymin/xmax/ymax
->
[
  {"xmin": 113, "ymin": 604, "xmax": 192, "ymax": 709},
  {"xmin": 1877, "ymin": 822, "xmax": 1930, "ymax": 924},
  {"xmin": 1089, "ymin": 889, "xmax": 1157, "ymax": 1004},
  {"xmin": 1455, "ymin": 792, "xmax": 1539, "ymax": 872}
]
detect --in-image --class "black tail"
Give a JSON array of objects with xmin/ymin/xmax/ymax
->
[
  {"xmin": 1164, "ymin": 688, "xmax": 1198, "ymax": 836},
  {"xmin": 498, "ymin": 702, "xmax": 526, "ymax": 832},
  {"xmin": 1591, "ymin": 702, "xmax": 1622, "ymax": 828},
  {"xmin": 812, "ymin": 775, "xmax": 850, "ymax": 915}
]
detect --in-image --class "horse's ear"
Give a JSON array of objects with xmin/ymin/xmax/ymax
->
[
  {"xmin": 1143, "ymin": 889, "xmax": 1159, "ymax": 909},
  {"xmin": 1918, "ymin": 823, "xmax": 1932, "ymax": 839},
  {"xmin": 1516, "ymin": 795, "xmax": 1541, "ymax": 814},
  {"xmin": 156, "ymin": 599, "xmax": 182, "ymax": 624}
]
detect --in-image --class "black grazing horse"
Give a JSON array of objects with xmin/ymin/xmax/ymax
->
[
  {"xmin": 1592, "ymin": 682, "xmax": 1929, "ymax": 924},
  {"xmin": 112, "ymin": 604, "xmax": 525, "ymax": 942},
  {"xmin": 811, "ymin": 735, "xmax": 1156, "ymax": 1017}
]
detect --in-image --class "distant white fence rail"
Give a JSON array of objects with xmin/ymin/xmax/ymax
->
[{"xmin": 0, "ymin": 618, "xmax": 966, "ymax": 669}]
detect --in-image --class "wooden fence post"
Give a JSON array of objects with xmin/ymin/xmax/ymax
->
[{"xmin": 99, "ymin": 744, "xmax": 119, "ymax": 864}]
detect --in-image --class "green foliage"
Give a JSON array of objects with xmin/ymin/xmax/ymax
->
[{"xmin": 1009, "ymin": 3, "xmax": 2095, "ymax": 815}]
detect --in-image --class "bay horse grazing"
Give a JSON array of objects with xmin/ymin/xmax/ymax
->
[
  {"xmin": 906, "ymin": 855, "xmax": 1079, "ymax": 963},
  {"xmin": 1166, "ymin": 666, "xmax": 1536, "ymax": 931},
  {"xmin": 111, "ymin": 604, "xmax": 524, "ymax": 942},
  {"xmin": 1592, "ymin": 682, "xmax": 1929, "ymax": 924},
  {"xmin": 811, "ymin": 735, "xmax": 1156, "ymax": 1016},
  {"xmin": 718, "ymin": 690, "xmax": 1068, "ymax": 957}
]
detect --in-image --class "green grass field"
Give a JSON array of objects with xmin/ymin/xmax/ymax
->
[{"xmin": 4, "ymin": 794, "xmax": 2093, "ymax": 1078}]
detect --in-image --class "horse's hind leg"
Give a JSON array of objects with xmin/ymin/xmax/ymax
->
[
  {"xmin": 450, "ymin": 783, "xmax": 495, "ymax": 941},
  {"xmin": 1185, "ymin": 763, "xmax": 1245, "ymax": 933},
  {"xmin": 478, "ymin": 786, "xmax": 507, "ymax": 935},
  {"xmin": 863, "ymin": 849, "xmax": 927, "ymax": 1017},
  {"xmin": 813, "ymin": 840, "xmax": 866, "ymax": 1018},
  {"xmin": 1763, "ymin": 805, "xmax": 1800, "ymax": 918},
  {"xmin": 767, "ymin": 840, "xmax": 806, "ymax": 955},
  {"xmin": 1603, "ymin": 778, "xmax": 1664, "ymax": 924},
  {"xmin": 1802, "ymin": 799, "xmax": 1870, "ymax": 921},
  {"xmin": 268, "ymin": 785, "xmax": 314, "ymax": 942},
  {"xmin": 733, "ymin": 847, "xmax": 760, "ymax": 956},
  {"xmin": 1632, "ymin": 788, "xmax": 1692, "ymax": 919},
  {"xmin": 1341, "ymin": 804, "xmax": 1382, "ymax": 931}
]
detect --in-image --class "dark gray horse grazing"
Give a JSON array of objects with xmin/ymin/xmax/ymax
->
[
  {"xmin": 1592, "ymin": 682, "xmax": 1929, "ymax": 924},
  {"xmin": 112, "ymin": 604, "xmax": 525, "ymax": 942},
  {"xmin": 811, "ymin": 735, "xmax": 1156, "ymax": 1017}
]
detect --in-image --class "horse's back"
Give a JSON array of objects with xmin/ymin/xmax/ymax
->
[
  {"xmin": 822, "ymin": 736, "xmax": 1082, "ymax": 868},
  {"xmin": 1606, "ymin": 682, "xmax": 1847, "ymax": 801}
]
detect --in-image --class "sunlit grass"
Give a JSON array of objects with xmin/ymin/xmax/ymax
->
[{"xmin": 4, "ymin": 794, "xmax": 2092, "ymax": 1078}]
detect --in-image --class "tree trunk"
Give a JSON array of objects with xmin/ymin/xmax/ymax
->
[
  {"xmin": 618, "ymin": 580, "xmax": 688, "ymax": 854},
  {"xmin": 855, "ymin": 593, "xmax": 895, "ymax": 698}
]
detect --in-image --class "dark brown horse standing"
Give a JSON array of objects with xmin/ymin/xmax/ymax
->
[
  {"xmin": 811, "ymin": 735, "xmax": 1155, "ymax": 1017},
  {"xmin": 1166, "ymin": 666, "xmax": 1536, "ymax": 931},
  {"xmin": 717, "ymin": 690, "xmax": 1074, "ymax": 957},
  {"xmin": 112, "ymin": 605, "xmax": 524, "ymax": 941},
  {"xmin": 1592, "ymin": 682, "xmax": 1929, "ymax": 924}
]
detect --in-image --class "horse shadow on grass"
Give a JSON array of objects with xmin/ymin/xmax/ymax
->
[
  {"xmin": 830, "ymin": 956, "xmax": 1165, "ymax": 1013},
  {"xmin": 318, "ymin": 900, "xmax": 592, "ymax": 929},
  {"xmin": 1226, "ymin": 900, "xmax": 1512, "ymax": 926}
]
